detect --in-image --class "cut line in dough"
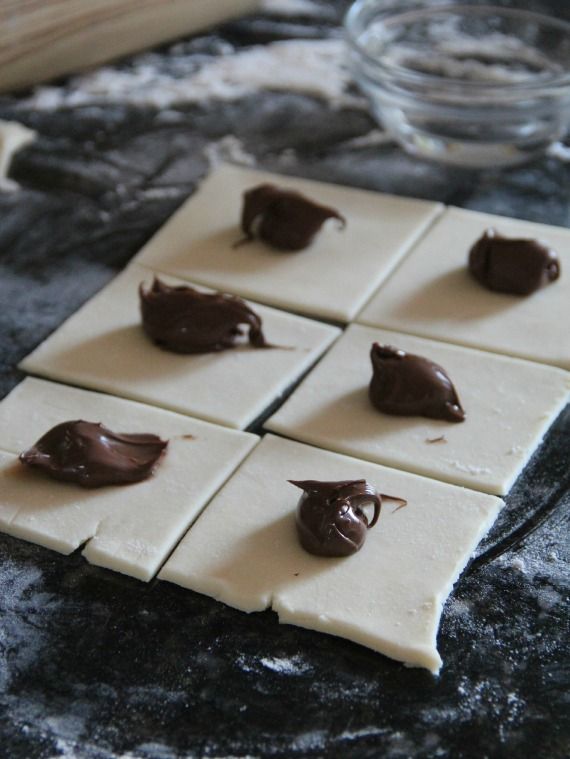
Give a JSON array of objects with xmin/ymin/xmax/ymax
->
[
  {"xmin": 19, "ymin": 264, "xmax": 341, "ymax": 430},
  {"xmin": 0, "ymin": 378, "xmax": 258, "ymax": 581},
  {"xmin": 357, "ymin": 206, "xmax": 570, "ymax": 370},
  {"xmin": 160, "ymin": 434, "xmax": 502, "ymax": 673},
  {"xmin": 264, "ymin": 324, "xmax": 570, "ymax": 495},
  {"xmin": 132, "ymin": 163, "xmax": 443, "ymax": 322}
]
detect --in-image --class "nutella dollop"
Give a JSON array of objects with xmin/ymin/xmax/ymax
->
[
  {"xmin": 290, "ymin": 479, "xmax": 381, "ymax": 557},
  {"xmin": 369, "ymin": 343, "xmax": 465, "ymax": 423},
  {"xmin": 239, "ymin": 183, "xmax": 346, "ymax": 251},
  {"xmin": 468, "ymin": 229, "xmax": 560, "ymax": 295},
  {"xmin": 19, "ymin": 420, "xmax": 168, "ymax": 488},
  {"xmin": 140, "ymin": 278, "xmax": 271, "ymax": 353}
]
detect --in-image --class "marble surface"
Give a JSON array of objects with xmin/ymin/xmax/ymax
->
[{"xmin": 0, "ymin": 1, "xmax": 569, "ymax": 756}]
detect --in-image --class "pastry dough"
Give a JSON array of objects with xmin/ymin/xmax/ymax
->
[
  {"xmin": 357, "ymin": 207, "xmax": 570, "ymax": 369},
  {"xmin": 0, "ymin": 120, "xmax": 35, "ymax": 191},
  {"xmin": 0, "ymin": 378, "xmax": 258, "ymax": 581},
  {"xmin": 265, "ymin": 324, "xmax": 570, "ymax": 495},
  {"xmin": 19, "ymin": 264, "xmax": 340, "ymax": 430},
  {"xmin": 159, "ymin": 434, "xmax": 502, "ymax": 673},
  {"xmin": 132, "ymin": 164, "xmax": 443, "ymax": 322}
]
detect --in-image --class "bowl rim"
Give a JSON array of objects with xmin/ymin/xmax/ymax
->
[{"xmin": 345, "ymin": 1, "xmax": 570, "ymax": 92}]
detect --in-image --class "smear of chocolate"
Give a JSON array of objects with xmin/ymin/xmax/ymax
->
[
  {"xmin": 140, "ymin": 278, "xmax": 271, "ymax": 353},
  {"xmin": 19, "ymin": 420, "xmax": 168, "ymax": 488},
  {"xmin": 238, "ymin": 183, "xmax": 346, "ymax": 251},
  {"xmin": 369, "ymin": 343, "xmax": 465, "ymax": 423},
  {"xmin": 468, "ymin": 228, "xmax": 560, "ymax": 295},
  {"xmin": 290, "ymin": 479, "xmax": 385, "ymax": 557}
]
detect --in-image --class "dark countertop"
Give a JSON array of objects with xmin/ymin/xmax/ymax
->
[{"xmin": 0, "ymin": 2, "xmax": 569, "ymax": 757}]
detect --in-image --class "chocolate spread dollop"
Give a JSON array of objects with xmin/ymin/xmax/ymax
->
[
  {"xmin": 140, "ymin": 278, "xmax": 271, "ymax": 353},
  {"xmin": 19, "ymin": 420, "xmax": 168, "ymax": 488},
  {"xmin": 369, "ymin": 343, "xmax": 465, "ymax": 423},
  {"xmin": 239, "ymin": 183, "xmax": 346, "ymax": 251},
  {"xmin": 290, "ymin": 479, "xmax": 382, "ymax": 557},
  {"xmin": 468, "ymin": 229, "xmax": 560, "ymax": 295}
]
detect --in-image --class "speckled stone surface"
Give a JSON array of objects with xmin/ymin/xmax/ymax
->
[{"xmin": 0, "ymin": 1, "xmax": 569, "ymax": 757}]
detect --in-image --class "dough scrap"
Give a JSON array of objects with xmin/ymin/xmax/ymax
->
[
  {"xmin": 159, "ymin": 434, "xmax": 502, "ymax": 673},
  {"xmin": 265, "ymin": 324, "xmax": 570, "ymax": 495},
  {"xmin": 0, "ymin": 120, "xmax": 36, "ymax": 192},
  {"xmin": 132, "ymin": 164, "xmax": 443, "ymax": 322},
  {"xmin": 357, "ymin": 206, "xmax": 570, "ymax": 370},
  {"xmin": 0, "ymin": 378, "xmax": 258, "ymax": 581},
  {"xmin": 19, "ymin": 264, "xmax": 340, "ymax": 430}
]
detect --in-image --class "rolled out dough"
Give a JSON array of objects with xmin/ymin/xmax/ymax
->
[
  {"xmin": 0, "ymin": 378, "xmax": 258, "ymax": 581},
  {"xmin": 357, "ymin": 206, "xmax": 570, "ymax": 370},
  {"xmin": 132, "ymin": 164, "xmax": 443, "ymax": 322},
  {"xmin": 160, "ymin": 434, "xmax": 502, "ymax": 673},
  {"xmin": 265, "ymin": 324, "xmax": 570, "ymax": 495},
  {"xmin": 19, "ymin": 264, "xmax": 340, "ymax": 430}
]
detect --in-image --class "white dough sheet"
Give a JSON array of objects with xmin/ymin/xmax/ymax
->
[
  {"xmin": 160, "ymin": 435, "xmax": 502, "ymax": 674},
  {"xmin": 265, "ymin": 324, "xmax": 570, "ymax": 495},
  {"xmin": 357, "ymin": 206, "xmax": 570, "ymax": 370},
  {"xmin": 0, "ymin": 378, "xmax": 258, "ymax": 581},
  {"xmin": 132, "ymin": 163, "xmax": 443, "ymax": 322},
  {"xmin": 19, "ymin": 264, "xmax": 340, "ymax": 430}
]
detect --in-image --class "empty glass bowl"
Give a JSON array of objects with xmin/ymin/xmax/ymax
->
[{"xmin": 345, "ymin": 1, "xmax": 570, "ymax": 167}]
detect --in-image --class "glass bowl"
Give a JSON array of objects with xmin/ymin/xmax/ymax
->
[{"xmin": 345, "ymin": 1, "xmax": 570, "ymax": 167}]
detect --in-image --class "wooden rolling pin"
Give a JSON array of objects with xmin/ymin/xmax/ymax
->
[{"xmin": 0, "ymin": 0, "xmax": 261, "ymax": 93}]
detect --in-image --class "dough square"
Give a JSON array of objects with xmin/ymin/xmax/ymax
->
[
  {"xmin": 132, "ymin": 163, "xmax": 443, "ymax": 322},
  {"xmin": 265, "ymin": 324, "xmax": 570, "ymax": 495},
  {"xmin": 356, "ymin": 206, "xmax": 570, "ymax": 369},
  {"xmin": 159, "ymin": 434, "xmax": 502, "ymax": 674},
  {"xmin": 19, "ymin": 263, "xmax": 341, "ymax": 430},
  {"xmin": 0, "ymin": 378, "xmax": 258, "ymax": 581}
]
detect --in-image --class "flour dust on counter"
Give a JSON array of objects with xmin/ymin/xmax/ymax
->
[
  {"xmin": 22, "ymin": 38, "xmax": 358, "ymax": 112},
  {"xmin": 235, "ymin": 651, "xmax": 313, "ymax": 676},
  {"xmin": 0, "ymin": 559, "xmax": 59, "ymax": 693}
]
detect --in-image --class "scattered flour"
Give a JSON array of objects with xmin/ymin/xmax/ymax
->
[
  {"xmin": 259, "ymin": 654, "xmax": 312, "ymax": 674},
  {"xmin": 3, "ymin": 684, "xmax": 110, "ymax": 758},
  {"xmin": 138, "ymin": 186, "xmax": 189, "ymax": 201},
  {"xmin": 204, "ymin": 135, "xmax": 256, "ymax": 169},
  {"xmin": 536, "ymin": 586, "xmax": 564, "ymax": 614},
  {"xmin": 495, "ymin": 536, "xmax": 568, "ymax": 586},
  {"xmin": 236, "ymin": 652, "xmax": 313, "ymax": 676},
  {"xmin": 125, "ymin": 742, "xmax": 178, "ymax": 759},
  {"xmin": 420, "ymin": 675, "xmax": 528, "ymax": 739},
  {"xmin": 547, "ymin": 141, "xmax": 570, "ymax": 162},
  {"xmin": 23, "ymin": 39, "xmax": 358, "ymax": 112},
  {"xmin": 337, "ymin": 725, "xmax": 390, "ymax": 740},
  {"xmin": 336, "ymin": 128, "xmax": 394, "ymax": 150},
  {"xmin": 0, "ymin": 561, "xmax": 61, "ymax": 691},
  {"xmin": 290, "ymin": 729, "xmax": 327, "ymax": 751},
  {"xmin": 510, "ymin": 557, "xmax": 527, "ymax": 573}
]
